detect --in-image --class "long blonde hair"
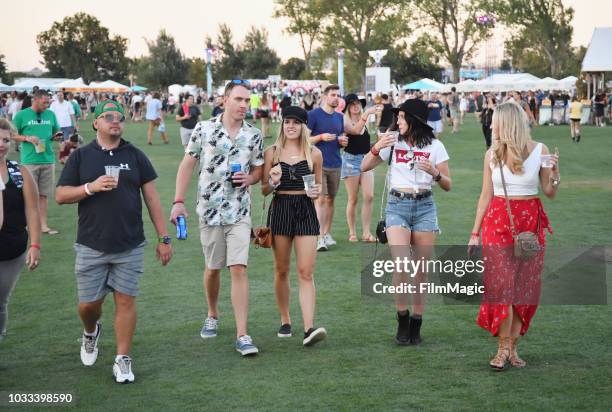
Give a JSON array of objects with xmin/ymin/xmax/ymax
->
[
  {"xmin": 491, "ymin": 101, "xmax": 532, "ymax": 174},
  {"xmin": 272, "ymin": 120, "xmax": 314, "ymax": 171}
]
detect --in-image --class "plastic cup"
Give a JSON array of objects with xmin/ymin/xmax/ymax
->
[
  {"xmin": 35, "ymin": 140, "xmax": 46, "ymax": 153},
  {"xmin": 541, "ymin": 154, "xmax": 554, "ymax": 168},
  {"xmin": 105, "ymin": 165, "xmax": 121, "ymax": 182},
  {"xmin": 302, "ymin": 174, "xmax": 316, "ymax": 191}
]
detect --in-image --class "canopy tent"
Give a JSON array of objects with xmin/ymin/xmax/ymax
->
[
  {"xmin": 0, "ymin": 83, "xmax": 16, "ymax": 92},
  {"xmin": 53, "ymin": 77, "xmax": 91, "ymax": 92},
  {"xmin": 581, "ymin": 27, "xmax": 612, "ymax": 97},
  {"xmin": 473, "ymin": 73, "xmax": 541, "ymax": 92},
  {"xmin": 558, "ymin": 76, "xmax": 578, "ymax": 90},
  {"xmin": 537, "ymin": 77, "xmax": 561, "ymax": 90},
  {"xmin": 11, "ymin": 77, "xmax": 71, "ymax": 91},
  {"xmin": 89, "ymin": 80, "xmax": 130, "ymax": 93},
  {"xmin": 455, "ymin": 79, "xmax": 478, "ymax": 92},
  {"xmin": 403, "ymin": 78, "xmax": 444, "ymax": 91},
  {"xmin": 131, "ymin": 85, "xmax": 147, "ymax": 92}
]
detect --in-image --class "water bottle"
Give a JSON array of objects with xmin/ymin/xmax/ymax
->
[
  {"xmin": 230, "ymin": 162, "xmax": 241, "ymax": 187},
  {"xmin": 176, "ymin": 215, "xmax": 187, "ymax": 240}
]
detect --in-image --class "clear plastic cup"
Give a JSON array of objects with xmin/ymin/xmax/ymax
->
[
  {"xmin": 541, "ymin": 154, "xmax": 554, "ymax": 168},
  {"xmin": 302, "ymin": 174, "xmax": 316, "ymax": 191},
  {"xmin": 105, "ymin": 165, "xmax": 121, "ymax": 182},
  {"xmin": 35, "ymin": 140, "xmax": 46, "ymax": 153}
]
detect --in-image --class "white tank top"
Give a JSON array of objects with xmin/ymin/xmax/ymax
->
[{"xmin": 491, "ymin": 143, "xmax": 542, "ymax": 196}]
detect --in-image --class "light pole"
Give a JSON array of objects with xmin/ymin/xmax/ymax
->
[
  {"xmin": 206, "ymin": 47, "xmax": 214, "ymax": 97},
  {"xmin": 337, "ymin": 48, "xmax": 344, "ymax": 95}
]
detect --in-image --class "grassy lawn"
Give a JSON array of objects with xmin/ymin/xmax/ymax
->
[{"xmin": 1, "ymin": 109, "xmax": 611, "ymax": 411}]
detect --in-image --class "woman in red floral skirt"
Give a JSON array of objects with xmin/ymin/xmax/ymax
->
[{"xmin": 468, "ymin": 101, "xmax": 560, "ymax": 370}]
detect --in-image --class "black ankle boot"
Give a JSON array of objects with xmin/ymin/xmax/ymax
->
[
  {"xmin": 395, "ymin": 311, "xmax": 410, "ymax": 346},
  {"xmin": 409, "ymin": 316, "xmax": 423, "ymax": 345},
  {"xmin": 572, "ymin": 137, "xmax": 575, "ymax": 142},
  {"xmin": 577, "ymin": 134, "xmax": 581, "ymax": 142}
]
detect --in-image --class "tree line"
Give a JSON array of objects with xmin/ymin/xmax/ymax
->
[{"xmin": 0, "ymin": 0, "xmax": 586, "ymax": 90}]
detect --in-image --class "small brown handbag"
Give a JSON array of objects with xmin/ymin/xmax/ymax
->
[
  {"xmin": 498, "ymin": 160, "xmax": 541, "ymax": 260},
  {"xmin": 252, "ymin": 196, "xmax": 272, "ymax": 248}
]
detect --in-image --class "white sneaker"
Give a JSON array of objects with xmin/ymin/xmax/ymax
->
[
  {"xmin": 323, "ymin": 233, "xmax": 337, "ymax": 246},
  {"xmin": 317, "ymin": 237, "xmax": 328, "ymax": 252},
  {"xmin": 113, "ymin": 356, "xmax": 135, "ymax": 383},
  {"xmin": 80, "ymin": 322, "xmax": 101, "ymax": 366}
]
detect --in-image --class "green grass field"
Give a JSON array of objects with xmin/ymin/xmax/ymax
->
[{"xmin": 1, "ymin": 110, "xmax": 611, "ymax": 411}]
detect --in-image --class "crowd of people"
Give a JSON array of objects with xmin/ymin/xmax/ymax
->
[{"xmin": 6, "ymin": 72, "xmax": 604, "ymax": 383}]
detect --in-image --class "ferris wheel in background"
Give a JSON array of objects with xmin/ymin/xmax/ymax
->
[{"xmin": 477, "ymin": 15, "xmax": 498, "ymax": 77}]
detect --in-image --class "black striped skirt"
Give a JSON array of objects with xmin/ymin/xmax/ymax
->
[{"xmin": 267, "ymin": 194, "xmax": 320, "ymax": 237}]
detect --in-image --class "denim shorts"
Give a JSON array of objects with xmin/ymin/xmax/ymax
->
[
  {"xmin": 341, "ymin": 152, "xmax": 366, "ymax": 179},
  {"xmin": 385, "ymin": 194, "xmax": 440, "ymax": 232}
]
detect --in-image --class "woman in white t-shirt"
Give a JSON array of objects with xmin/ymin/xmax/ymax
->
[
  {"xmin": 361, "ymin": 99, "xmax": 451, "ymax": 346},
  {"xmin": 468, "ymin": 101, "xmax": 559, "ymax": 371}
]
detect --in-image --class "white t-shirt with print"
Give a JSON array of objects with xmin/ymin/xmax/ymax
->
[{"xmin": 379, "ymin": 139, "xmax": 449, "ymax": 191}]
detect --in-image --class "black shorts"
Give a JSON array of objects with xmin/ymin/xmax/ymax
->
[{"xmin": 268, "ymin": 194, "xmax": 319, "ymax": 237}]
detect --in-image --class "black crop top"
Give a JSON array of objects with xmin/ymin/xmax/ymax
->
[
  {"xmin": 275, "ymin": 160, "xmax": 311, "ymax": 191},
  {"xmin": 0, "ymin": 160, "xmax": 27, "ymax": 261}
]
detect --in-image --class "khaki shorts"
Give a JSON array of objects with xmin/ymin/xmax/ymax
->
[
  {"xmin": 322, "ymin": 167, "xmax": 341, "ymax": 198},
  {"xmin": 200, "ymin": 217, "xmax": 251, "ymax": 269},
  {"xmin": 180, "ymin": 127, "xmax": 194, "ymax": 146},
  {"xmin": 24, "ymin": 163, "xmax": 55, "ymax": 197}
]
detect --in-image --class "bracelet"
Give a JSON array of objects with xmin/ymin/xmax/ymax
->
[
  {"xmin": 370, "ymin": 145, "xmax": 380, "ymax": 156},
  {"xmin": 84, "ymin": 183, "xmax": 93, "ymax": 196},
  {"xmin": 268, "ymin": 177, "xmax": 280, "ymax": 189},
  {"xmin": 172, "ymin": 199, "xmax": 184, "ymax": 205},
  {"xmin": 471, "ymin": 232, "xmax": 480, "ymax": 237},
  {"xmin": 30, "ymin": 243, "xmax": 40, "ymax": 250},
  {"xmin": 433, "ymin": 170, "xmax": 442, "ymax": 182}
]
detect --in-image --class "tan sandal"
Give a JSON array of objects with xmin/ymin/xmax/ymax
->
[
  {"xmin": 489, "ymin": 337, "xmax": 511, "ymax": 371},
  {"xmin": 509, "ymin": 337, "xmax": 527, "ymax": 368},
  {"xmin": 348, "ymin": 234, "xmax": 358, "ymax": 242}
]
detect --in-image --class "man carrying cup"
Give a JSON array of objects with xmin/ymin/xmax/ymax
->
[
  {"xmin": 12, "ymin": 89, "xmax": 63, "ymax": 235},
  {"xmin": 307, "ymin": 84, "xmax": 348, "ymax": 252},
  {"xmin": 170, "ymin": 80, "xmax": 264, "ymax": 356},
  {"xmin": 55, "ymin": 100, "xmax": 173, "ymax": 383}
]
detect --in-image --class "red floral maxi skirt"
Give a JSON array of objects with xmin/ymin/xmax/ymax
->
[{"xmin": 477, "ymin": 197, "xmax": 552, "ymax": 336}]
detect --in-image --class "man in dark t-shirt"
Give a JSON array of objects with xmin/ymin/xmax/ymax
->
[
  {"xmin": 56, "ymin": 100, "xmax": 173, "ymax": 384},
  {"xmin": 378, "ymin": 94, "xmax": 394, "ymax": 132},
  {"xmin": 176, "ymin": 95, "xmax": 201, "ymax": 147}
]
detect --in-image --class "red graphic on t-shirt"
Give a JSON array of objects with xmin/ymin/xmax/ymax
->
[{"xmin": 394, "ymin": 149, "xmax": 430, "ymax": 164}]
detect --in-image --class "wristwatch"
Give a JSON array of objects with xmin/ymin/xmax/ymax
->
[
  {"xmin": 159, "ymin": 235, "xmax": 172, "ymax": 245},
  {"xmin": 551, "ymin": 175, "xmax": 561, "ymax": 187},
  {"xmin": 433, "ymin": 171, "xmax": 442, "ymax": 182}
]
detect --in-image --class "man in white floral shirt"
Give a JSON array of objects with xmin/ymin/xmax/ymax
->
[{"xmin": 171, "ymin": 80, "xmax": 263, "ymax": 356}]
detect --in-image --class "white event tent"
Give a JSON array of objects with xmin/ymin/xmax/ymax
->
[{"xmin": 581, "ymin": 27, "xmax": 612, "ymax": 98}]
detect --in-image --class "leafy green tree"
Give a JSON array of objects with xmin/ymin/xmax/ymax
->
[
  {"xmin": 273, "ymin": 0, "xmax": 326, "ymax": 76},
  {"xmin": 320, "ymin": 0, "xmax": 412, "ymax": 88},
  {"xmin": 279, "ymin": 57, "xmax": 306, "ymax": 79},
  {"xmin": 382, "ymin": 37, "xmax": 444, "ymax": 85},
  {"xmin": 241, "ymin": 26, "xmax": 281, "ymax": 79},
  {"xmin": 36, "ymin": 13, "xmax": 129, "ymax": 82},
  {"xmin": 412, "ymin": 0, "xmax": 498, "ymax": 83},
  {"xmin": 139, "ymin": 30, "xmax": 189, "ymax": 89},
  {"xmin": 497, "ymin": 0, "xmax": 575, "ymax": 77},
  {"xmin": 211, "ymin": 24, "xmax": 245, "ymax": 81},
  {"xmin": 0, "ymin": 54, "xmax": 7, "ymax": 83},
  {"xmin": 188, "ymin": 58, "xmax": 206, "ymax": 87}
]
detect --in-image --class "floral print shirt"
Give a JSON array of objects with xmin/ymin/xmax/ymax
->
[{"xmin": 186, "ymin": 115, "xmax": 264, "ymax": 226}]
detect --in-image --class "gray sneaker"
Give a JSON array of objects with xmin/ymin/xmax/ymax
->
[
  {"xmin": 200, "ymin": 317, "xmax": 218, "ymax": 339},
  {"xmin": 235, "ymin": 335, "xmax": 259, "ymax": 356}
]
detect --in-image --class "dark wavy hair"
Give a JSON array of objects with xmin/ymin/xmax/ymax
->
[{"xmin": 387, "ymin": 113, "xmax": 435, "ymax": 149}]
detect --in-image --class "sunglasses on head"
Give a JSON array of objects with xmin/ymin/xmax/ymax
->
[
  {"xmin": 98, "ymin": 113, "xmax": 125, "ymax": 123},
  {"xmin": 230, "ymin": 79, "xmax": 250, "ymax": 86}
]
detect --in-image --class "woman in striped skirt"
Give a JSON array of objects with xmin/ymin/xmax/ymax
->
[{"xmin": 262, "ymin": 106, "xmax": 327, "ymax": 347}]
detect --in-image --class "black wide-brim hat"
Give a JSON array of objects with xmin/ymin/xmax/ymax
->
[
  {"xmin": 281, "ymin": 106, "xmax": 308, "ymax": 124},
  {"xmin": 343, "ymin": 93, "xmax": 366, "ymax": 112},
  {"xmin": 391, "ymin": 98, "xmax": 433, "ymax": 130}
]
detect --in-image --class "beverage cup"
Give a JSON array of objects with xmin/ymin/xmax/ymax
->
[
  {"xmin": 541, "ymin": 154, "xmax": 554, "ymax": 168},
  {"xmin": 230, "ymin": 162, "xmax": 242, "ymax": 187},
  {"xmin": 105, "ymin": 165, "xmax": 121, "ymax": 182},
  {"xmin": 302, "ymin": 174, "xmax": 316, "ymax": 191},
  {"xmin": 35, "ymin": 140, "xmax": 46, "ymax": 153}
]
